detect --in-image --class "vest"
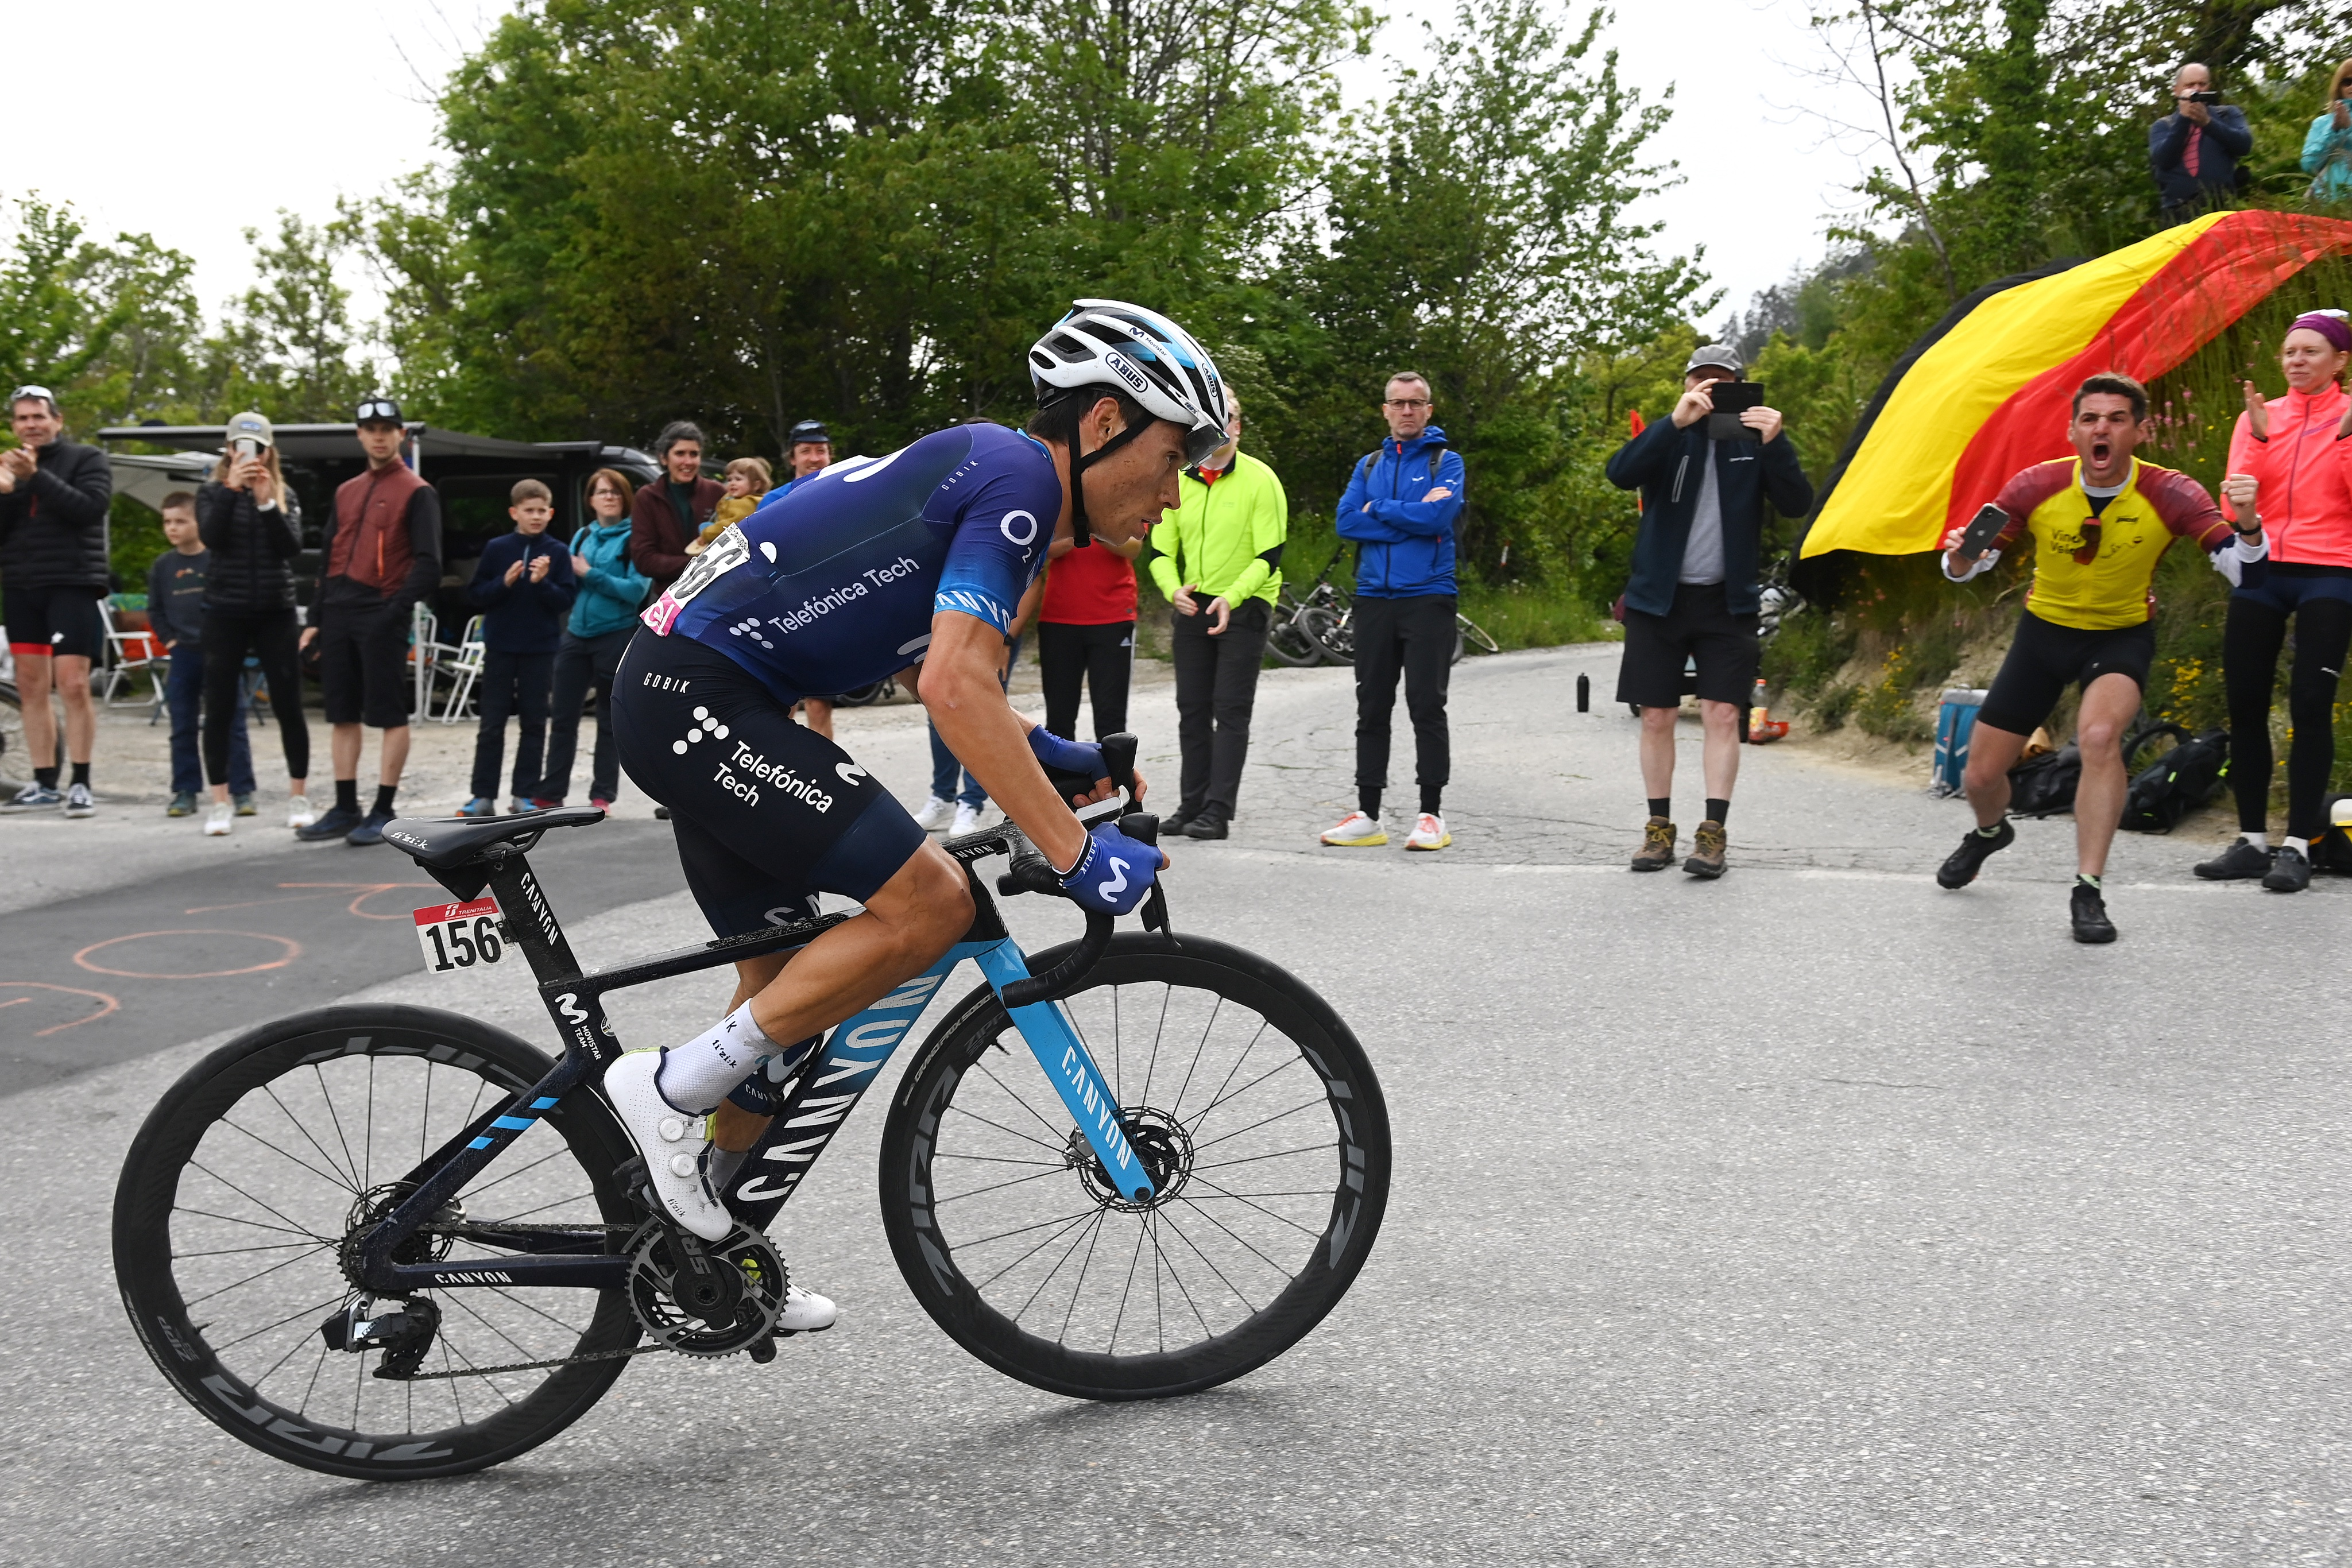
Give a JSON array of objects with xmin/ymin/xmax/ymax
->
[{"xmin": 330, "ymin": 462, "xmax": 430, "ymax": 597}]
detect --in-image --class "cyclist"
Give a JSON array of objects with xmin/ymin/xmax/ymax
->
[
  {"xmin": 603, "ymin": 301, "xmax": 1222, "ymax": 1331},
  {"xmin": 1936, "ymin": 373, "xmax": 2263, "ymax": 942}
]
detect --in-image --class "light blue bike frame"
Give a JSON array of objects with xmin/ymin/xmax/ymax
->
[{"xmin": 725, "ymin": 936, "xmax": 1151, "ymax": 1226}]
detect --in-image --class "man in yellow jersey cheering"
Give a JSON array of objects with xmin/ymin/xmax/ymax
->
[{"xmin": 1935, "ymin": 373, "xmax": 2266, "ymax": 942}]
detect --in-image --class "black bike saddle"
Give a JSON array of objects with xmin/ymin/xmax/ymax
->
[{"xmin": 382, "ymin": 807, "xmax": 608, "ymax": 870}]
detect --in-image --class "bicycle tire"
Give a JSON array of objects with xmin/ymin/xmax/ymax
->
[
  {"xmin": 878, "ymin": 932, "xmax": 1390, "ymax": 1401},
  {"xmin": 1298, "ymin": 605, "xmax": 1354, "ymax": 665},
  {"xmin": 1264, "ymin": 611, "xmax": 1322, "ymax": 668},
  {"xmin": 1458, "ymin": 615, "xmax": 1499, "ymax": 655},
  {"xmin": 114, "ymin": 1005, "xmax": 643, "ymax": 1480}
]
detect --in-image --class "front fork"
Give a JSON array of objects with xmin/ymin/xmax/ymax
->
[{"xmin": 973, "ymin": 940, "xmax": 1155, "ymax": 1204}]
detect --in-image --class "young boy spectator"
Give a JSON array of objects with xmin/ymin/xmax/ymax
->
[
  {"xmin": 462, "ymin": 479, "xmax": 576, "ymax": 816},
  {"xmin": 533, "ymin": 468, "xmax": 647, "ymax": 810},
  {"xmin": 147, "ymin": 493, "xmax": 255, "ymax": 820}
]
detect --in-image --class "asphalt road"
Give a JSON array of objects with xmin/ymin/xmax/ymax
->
[{"xmin": 1, "ymin": 646, "xmax": 2343, "ymax": 1566}]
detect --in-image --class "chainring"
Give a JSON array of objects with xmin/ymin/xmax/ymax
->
[{"xmin": 626, "ymin": 1221, "xmax": 787, "ymax": 1358}]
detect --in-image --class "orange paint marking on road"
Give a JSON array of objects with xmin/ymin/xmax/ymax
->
[
  {"xmin": 74, "ymin": 931, "xmax": 304, "ymax": 980},
  {"xmin": 0, "ymin": 981, "xmax": 123, "ymax": 1036},
  {"xmin": 184, "ymin": 881, "xmax": 435, "ymax": 919}
]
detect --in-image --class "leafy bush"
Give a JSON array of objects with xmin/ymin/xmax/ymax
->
[{"xmin": 1761, "ymin": 604, "xmax": 1855, "ymax": 700}]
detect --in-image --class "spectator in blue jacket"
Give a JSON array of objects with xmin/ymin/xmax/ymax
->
[
  {"xmin": 1320, "ymin": 371, "xmax": 1468, "ymax": 853},
  {"xmin": 2149, "ymin": 64, "xmax": 2251, "ymax": 226},
  {"xmin": 462, "ymin": 479, "xmax": 576, "ymax": 816},
  {"xmin": 533, "ymin": 467, "xmax": 648, "ymax": 809},
  {"xmin": 1605, "ymin": 343, "xmax": 1811, "ymax": 879}
]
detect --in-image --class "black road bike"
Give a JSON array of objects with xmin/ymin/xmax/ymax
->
[{"xmin": 113, "ymin": 738, "xmax": 1391, "ymax": 1479}]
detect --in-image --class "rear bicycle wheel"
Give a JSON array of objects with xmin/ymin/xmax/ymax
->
[
  {"xmin": 113, "ymin": 1005, "xmax": 642, "ymax": 1480},
  {"xmin": 1458, "ymin": 614, "xmax": 1499, "ymax": 655},
  {"xmin": 1298, "ymin": 605, "xmax": 1354, "ymax": 665},
  {"xmin": 1264, "ymin": 609, "xmax": 1323, "ymax": 667},
  {"xmin": 879, "ymin": 934, "xmax": 1390, "ymax": 1400}
]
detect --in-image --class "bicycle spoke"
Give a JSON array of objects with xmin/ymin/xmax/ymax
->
[
  {"xmin": 970, "ymin": 1208, "xmax": 1101, "ymax": 1294},
  {"xmin": 1144, "ymin": 993, "xmax": 1218, "ymax": 1113},
  {"xmin": 207, "ymin": 1289, "xmax": 351, "ymax": 1355},
  {"xmin": 1107, "ymin": 1215, "xmax": 1151, "ymax": 1354},
  {"xmin": 213, "ymin": 1116, "xmax": 359, "ymax": 1195},
  {"xmin": 934, "ymin": 1165, "xmax": 1068, "ymax": 1205},
  {"xmin": 362, "ymin": 1054, "xmax": 376, "ymax": 1194},
  {"xmin": 181, "ymin": 1240, "xmax": 339, "ymax": 1310},
  {"xmin": 943, "ymin": 1100, "xmax": 1067, "ymax": 1156},
  {"xmin": 1192, "ymin": 1142, "xmax": 1336, "ymax": 1175},
  {"xmin": 957, "ymin": 1205, "xmax": 1107, "ymax": 1253},
  {"xmin": 1171, "ymin": 1016, "xmax": 1262, "ymax": 1128},
  {"xmin": 461, "ymin": 1143, "xmax": 575, "ymax": 1202},
  {"xmin": 262, "ymin": 1082, "xmax": 359, "ymax": 1191},
  {"xmin": 1189, "ymin": 1095, "xmax": 1326, "ymax": 1154},
  {"xmin": 970, "ymin": 1058, "xmax": 1070, "ymax": 1143},
  {"xmin": 311, "ymin": 1063, "xmax": 365, "ymax": 1194},
  {"xmin": 1057, "ymin": 1210, "xmax": 1109, "ymax": 1344},
  {"xmin": 1155, "ymin": 1210, "xmax": 1260, "ymax": 1317},
  {"xmin": 183, "ymin": 1160, "xmax": 339, "ymax": 1249},
  {"xmin": 1170, "ymin": 1191, "xmax": 1297, "ymax": 1281},
  {"xmin": 173, "ymin": 1238, "xmax": 331, "ymax": 1261},
  {"xmin": 1150, "ymin": 1211, "xmax": 1214, "ymax": 1342},
  {"xmin": 1183, "ymin": 1173, "xmax": 1326, "ymax": 1238},
  {"xmin": 172, "ymin": 1204, "xmax": 331, "ymax": 1242},
  {"xmin": 930, "ymin": 1149, "xmax": 1063, "ymax": 1168},
  {"xmin": 1010, "ymin": 1209, "xmax": 1104, "ymax": 1327},
  {"xmin": 1184, "ymin": 1052, "xmax": 1304, "ymax": 1133}
]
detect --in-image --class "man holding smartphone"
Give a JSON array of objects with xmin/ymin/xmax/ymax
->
[
  {"xmin": 1934, "ymin": 373, "xmax": 2260, "ymax": 942},
  {"xmin": 2150, "ymin": 63, "xmax": 2251, "ymax": 226},
  {"xmin": 1604, "ymin": 345, "xmax": 1810, "ymax": 878},
  {"xmin": 0, "ymin": 385, "xmax": 114, "ymax": 818}
]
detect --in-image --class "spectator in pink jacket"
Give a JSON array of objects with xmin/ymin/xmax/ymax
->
[{"xmin": 2200, "ymin": 310, "xmax": 2352, "ymax": 892}]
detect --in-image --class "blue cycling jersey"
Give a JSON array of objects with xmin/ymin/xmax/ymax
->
[{"xmin": 643, "ymin": 423, "xmax": 1062, "ymax": 703}]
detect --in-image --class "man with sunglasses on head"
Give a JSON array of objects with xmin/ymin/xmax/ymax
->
[
  {"xmin": 297, "ymin": 398, "xmax": 443, "ymax": 846},
  {"xmin": 1936, "ymin": 373, "xmax": 2260, "ymax": 942},
  {"xmin": 0, "ymin": 385, "xmax": 114, "ymax": 817}
]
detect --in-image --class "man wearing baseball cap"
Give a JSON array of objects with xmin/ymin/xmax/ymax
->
[
  {"xmin": 296, "ymin": 397, "xmax": 442, "ymax": 845},
  {"xmin": 1604, "ymin": 344, "xmax": 1811, "ymax": 877}
]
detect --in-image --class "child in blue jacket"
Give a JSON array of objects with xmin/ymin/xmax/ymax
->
[{"xmin": 463, "ymin": 479, "xmax": 576, "ymax": 815}]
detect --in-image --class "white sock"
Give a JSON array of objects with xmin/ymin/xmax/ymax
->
[
  {"xmin": 655, "ymin": 1001, "xmax": 779, "ymax": 1114},
  {"xmin": 2243, "ymin": 831, "xmax": 2269, "ymax": 847},
  {"xmin": 2285, "ymin": 836, "xmax": 2310, "ymax": 857}
]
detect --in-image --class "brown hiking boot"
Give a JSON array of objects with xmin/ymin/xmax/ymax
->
[
  {"xmin": 1684, "ymin": 820, "xmax": 1728, "ymax": 878},
  {"xmin": 1630, "ymin": 816, "xmax": 1677, "ymax": 872}
]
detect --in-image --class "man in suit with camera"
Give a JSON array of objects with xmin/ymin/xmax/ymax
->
[{"xmin": 2150, "ymin": 64, "xmax": 2252, "ymax": 226}]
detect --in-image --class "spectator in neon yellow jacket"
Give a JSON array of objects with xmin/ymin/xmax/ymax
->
[{"xmin": 1146, "ymin": 392, "xmax": 1287, "ymax": 839}]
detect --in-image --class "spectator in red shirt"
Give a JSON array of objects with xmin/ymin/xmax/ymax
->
[{"xmin": 1036, "ymin": 526, "xmax": 1139, "ymax": 742}]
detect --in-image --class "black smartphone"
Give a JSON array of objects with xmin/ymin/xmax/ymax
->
[
  {"xmin": 2188, "ymin": 90, "xmax": 2221, "ymax": 104},
  {"xmin": 1705, "ymin": 380, "xmax": 1766, "ymax": 442},
  {"xmin": 1958, "ymin": 503, "xmax": 2008, "ymax": 560}
]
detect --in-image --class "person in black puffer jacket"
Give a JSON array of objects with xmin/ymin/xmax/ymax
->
[
  {"xmin": 194, "ymin": 413, "xmax": 313, "ymax": 833},
  {"xmin": 0, "ymin": 385, "xmax": 114, "ymax": 815}
]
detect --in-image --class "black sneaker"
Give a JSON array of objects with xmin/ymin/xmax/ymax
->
[
  {"xmin": 2070, "ymin": 881, "xmax": 2117, "ymax": 943},
  {"xmin": 297, "ymin": 804, "xmax": 362, "ymax": 842},
  {"xmin": 1937, "ymin": 819, "xmax": 2015, "ymax": 888},
  {"xmin": 2262, "ymin": 843, "xmax": 2312, "ymax": 893},
  {"xmin": 346, "ymin": 808, "xmax": 396, "ymax": 847},
  {"xmin": 1163, "ymin": 807, "xmax": 1196, "ymax": 836},
  {"xmin": 1184, "ymin": 811, "xmax": 1229, "ymax": 841},
  {"xmin": 2195, "ymin": 839, "xmax": 2273, "ymax": 880}
]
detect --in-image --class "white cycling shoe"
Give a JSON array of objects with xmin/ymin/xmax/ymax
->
[
  {"xmin": 603, "ymin": 1050, "xmax": 732, "ymax": 1242},
  {"xmin": 777, "ymin": 1285, "xmax": 838, "ymax": 1334}
]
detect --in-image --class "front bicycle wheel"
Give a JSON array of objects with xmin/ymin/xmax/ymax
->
[
  {"xmin": 879, "ymin": 934, "xmax": 1390, "ymax": 1400},
  {"xmin": 1459, "ymin": 614, "xmax": 1499, "ymax": 655},
  {"xmin": 1264, "ymin": 607, "xmax": 1323, "ymax": 667},
  {"xmin": 1298, "ymin": 605, "xmax": 1354, "ymax": 665},
  {"xmin": 113, "ymin": 1005, "xmax": 642, "ymax": 1480}
]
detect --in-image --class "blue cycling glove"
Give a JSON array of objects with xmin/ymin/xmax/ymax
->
[
  {"xmin": 1057, "ymin": 822, "xmax": 1161, "ymax": 917},
  {"xmin": 1027, "ymin": 725, "xmax": 1107, "ymax": 786}
]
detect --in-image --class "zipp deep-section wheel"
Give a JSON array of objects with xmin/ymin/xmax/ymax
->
[
  {"xmin": 113, "ymin": 1005, "xmax": 642, "ymax": 1480},
  {"xmin": 880, "ymin": 934, "xmax": 1390, "ymax": 1400}
]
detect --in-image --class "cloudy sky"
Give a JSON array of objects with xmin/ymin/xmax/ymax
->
[{"xmin": 15, "ymin": 0, "xmax": 1875, "ymax": 344}]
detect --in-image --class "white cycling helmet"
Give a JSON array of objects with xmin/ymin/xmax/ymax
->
[{"xmin": 1029, "ymin": 299, "xmax": 1231, "ymax": 469}]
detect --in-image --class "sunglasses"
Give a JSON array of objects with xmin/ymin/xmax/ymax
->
[
  {"xmin": 355, "ymin": 401, "xmax": 402, "ymax": 423},
  {"xmin": 10, "ymin": 385, "xmax": 56, "ymax": 408}
]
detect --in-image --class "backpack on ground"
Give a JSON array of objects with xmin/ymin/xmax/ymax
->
[
  {"xmin": 2314, "ymin": 793, "xmax": 2352, "ymax": 873},
  {"xmin": 2006, "ymin": 743, "xmax": 2081, "ymax": 818},
  {"xmin": 2120, "ymin": 726, "xmax": 2229, "ymax": 834}
]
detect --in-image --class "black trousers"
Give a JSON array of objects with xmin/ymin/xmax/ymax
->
[
  {"xmin": 1352, "ymin": 593, "xmax": 1455, "ymax": 814},
  {"xmin": 1038, "ymin": 618, "xmax": 1134, "ymax": 740},
  {"xmin": 537, "ymin": 627, "xmax": 632, "ymax": 803},
  {"xmin": 1170, "ymin": 598, "xmax": 1269, "ymax": 819},
  {"xmin": 470, "ymin": 648, "xmax": 555, "ymax": 800},
  {"xmin": 2223, "ymin": 588, "xmax": 2352, "ymax": 840},
  {"xmin": 200, "ymin": 607, "xmax": 308, "ymax": 785}
]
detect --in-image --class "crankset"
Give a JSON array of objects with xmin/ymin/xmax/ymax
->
[{"xmin": 626, "ymin": 1220, "xmax": 787, "ymax": 1358}]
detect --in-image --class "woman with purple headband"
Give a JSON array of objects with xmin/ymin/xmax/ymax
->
[{"xmin": 2204, "ymin": 309, "xmax": 2352, "ymax": 890}]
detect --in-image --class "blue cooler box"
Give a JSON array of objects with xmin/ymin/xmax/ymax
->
[{"xmin": 1932, "ymin": 688, "xmax": 1988, "ymax": 796}]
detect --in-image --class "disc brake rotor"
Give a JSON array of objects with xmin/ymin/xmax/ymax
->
[
  {"xmin": 626, "ymin": 1221, "xmax": 787, "ymax": 1358},
  {"xmin": 1068, "ymin": 1106, "xmax": 1194, "ymax": 1213}
]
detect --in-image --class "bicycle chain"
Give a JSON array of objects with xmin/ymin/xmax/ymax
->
[{"xmin": 381, "ymin": 1341, "xmax": 666, "ymax": 1381}]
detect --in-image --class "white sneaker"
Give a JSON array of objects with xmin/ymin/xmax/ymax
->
[
  {"xmin": 64, "ymin": 781, "xmax": 96, "ymax": 818},
  {"xmin": 1405, "ymin": 812, "xmax": 1451, "ymax": 851},
  {"xmin": 912, "ymin": 794, "xmax": 956, "ymax": 832},
  {"xmin": 203, "ymin": 800, "xmax": 234, "ymax": 837},
  {"xmin": 775, "ymin": 1284, "xmax": 838, "ymax": 1335},
  {"xmin": 603, "ymin": 1050, "xmax": 732, "ymax": 1242},
  {"xmin": 1320, "ymin": 810, "xmax": 1387, "ymax": 846},
  {"xmin": 287, "ymin": 796, "xmax": 318, "ymax": 830},
  {"xmin": 949, "ymin": 802, "xmax": 991, "ymax": 837}
]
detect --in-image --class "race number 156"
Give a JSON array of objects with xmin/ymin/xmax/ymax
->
[{"xmin": 413, "ymin": 897, "xmax": 505, "ymax": 974}]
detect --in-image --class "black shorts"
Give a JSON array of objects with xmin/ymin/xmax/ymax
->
[
  {"xmin": 1616, "ymin": 582, "xmax": 1758, "ymax": 707},
  {"xmin": 3, "ymin": 582, "xmax": 107, "ymax": 662},
  {"xmin": 318, "ymin": 598, "xmax": 412, "ymax": 727},
  {"xmin": 612, "ymin": 632, "xmax": 929, "ymax": 938},
  {"xmin": 1977, "ymin": 610, "xmax": 2154, "ymax": 736}
]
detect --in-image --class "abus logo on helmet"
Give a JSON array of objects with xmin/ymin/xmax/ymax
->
[{"xmin": 1101, "ymin": 350, "xmax": 1150, "ymax": 397}]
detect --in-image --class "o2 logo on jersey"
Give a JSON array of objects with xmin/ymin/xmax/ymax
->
[
  {"xmin": 674, "ymin": 706, "xmax": 732, "ymax": 755},
  {"xmin": 1000, "ymin": 510, "xmax": 1039, "ymax": 548}
]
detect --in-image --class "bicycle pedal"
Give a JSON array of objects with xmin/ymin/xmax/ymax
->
[{"xmin": 748, "ymin": 1338, "xmax": 777, "ymax": 1364}]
